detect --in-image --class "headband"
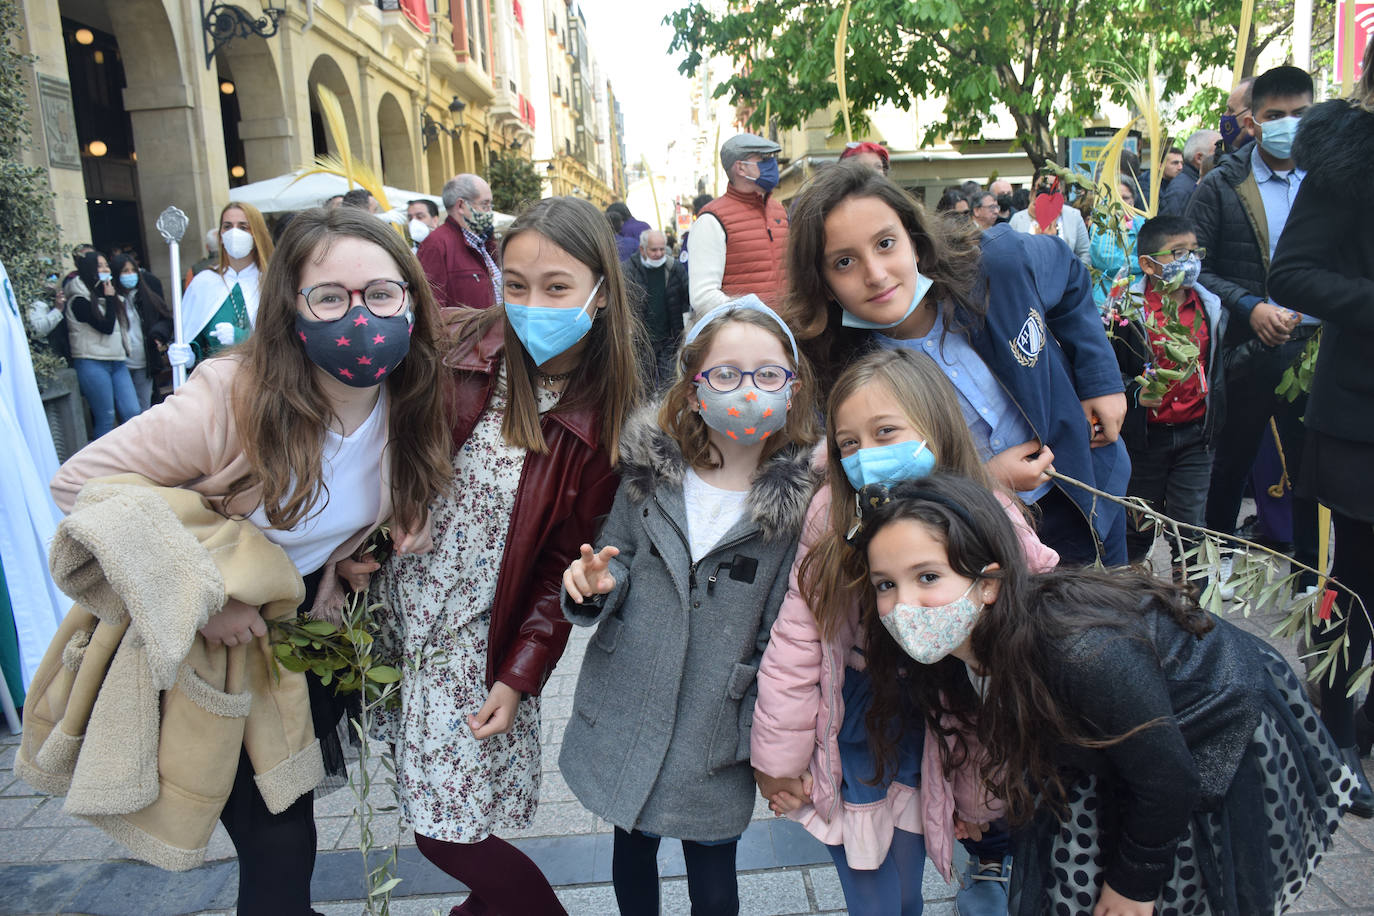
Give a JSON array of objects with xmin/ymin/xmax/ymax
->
[{"xmin": 682, "ymin": 295, "xmax": 800, "ymax": 368}]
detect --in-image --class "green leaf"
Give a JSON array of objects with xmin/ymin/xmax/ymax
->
[
  {"xmin": 300, "ymin": 619, "xmax": 339, "ymax": 636},
  {"xmin": 366, "ymin": 666, "xmax": 402, "ymax": 684},
  {"xmin": 369, "ymin": 876, "xmax": 403, "ymax": 896}
]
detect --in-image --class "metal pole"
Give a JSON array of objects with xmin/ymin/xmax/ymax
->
[{"xmin": 156, "ymin": 207, "xmax": 190, "ymax": 390}]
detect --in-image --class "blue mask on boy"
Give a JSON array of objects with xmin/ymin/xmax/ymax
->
[
  {"xmin": 840, "ymin": 439, "xmax": 936, "ymax": 490},
  {"xmin": 506, "ymin": 276, "xmax": 603, "ymax": 367}
]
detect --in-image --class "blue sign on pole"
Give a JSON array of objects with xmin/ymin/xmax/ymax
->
[{"xmin": 1068, "ymin": 135, "xmax": 1140, "ymax": 179}]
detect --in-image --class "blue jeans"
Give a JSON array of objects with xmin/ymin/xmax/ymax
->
[{"xmin": 73, "ymin": 358, "xmax": 142, "ymax": 437}]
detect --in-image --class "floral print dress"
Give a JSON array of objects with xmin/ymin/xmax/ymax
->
[{"xmin": 372, "ymin": 365, "xmax": 560, "ymax": 843}]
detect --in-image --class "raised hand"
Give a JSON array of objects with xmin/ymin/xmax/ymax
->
[{"xmin": 563, "ymin": 543, "xmax": 620, "ymax": 604}]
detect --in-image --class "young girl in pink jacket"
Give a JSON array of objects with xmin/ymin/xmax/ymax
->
[{"xmin": 751, "ymin": 348, "xmax": 1058, "ymax": 914}]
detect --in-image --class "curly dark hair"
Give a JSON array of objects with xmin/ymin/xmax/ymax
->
[{"xmin": 853, "ymin": 473, "xmax": 1215, "ymax": 824}]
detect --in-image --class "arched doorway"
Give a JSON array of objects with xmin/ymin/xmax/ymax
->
[
  {"xmin": 307, "ymin": 55, "xmax": 362, "ymax": 160},
  {"xmin": 426, "ymin": 131, "xmax": 447, "ymax": 196},
  {"xmin": 377, "ymin": 93, "xmax": 416, "ymax": 191},
  {"xmin": 59, "ymin": 0, "xmax": 212, "ymax": 285},
  {"xmin": 217, "ymin": 30, "xmax": 291, "ymax": 184}
]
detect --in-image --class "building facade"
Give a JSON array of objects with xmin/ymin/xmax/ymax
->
[{"xmin": 14, "ymin": 0, "xmax": 619, "ymax": 285}]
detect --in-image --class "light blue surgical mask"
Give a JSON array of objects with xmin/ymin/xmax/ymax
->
[
  {"xmin": 840, "ymin": 439, "xmax": 936, "ymax": 490},
  {"xmin": 840, "ymin": 270, "xmax": 934, "ymax": 330},
  {"xmin": 1258, "ymin": 115, "xmax": 1301, "ymax": 160},
  {"xmin": 96, "ymin": 271, "xmax": 112, "ymax": 284},
  {"xmin": 119, "ymin": 273, "xmax": 139, "ymax": 290},
  {"xmin": 505, "ymin": 276, "xmax": 603, "ymax": 367}
]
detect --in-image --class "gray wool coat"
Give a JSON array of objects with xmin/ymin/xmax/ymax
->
[{"xmin": 558, "ymin": 409, "xmax": 820, "ymax": 841}]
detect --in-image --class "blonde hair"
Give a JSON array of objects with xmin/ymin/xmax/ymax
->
[
  {"xmin": 799, "ymin": 348, "xmax": 1001, "ymax": 639},
  {"xmin": 216, "ymin": 202, "xmax": 274, "ymax": 273},
  {"xmin": 658, "ymin": 308, "xmax": 819, "ymax": 470}
]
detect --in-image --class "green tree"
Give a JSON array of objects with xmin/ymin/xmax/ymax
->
[
  {"xmin": 0, "ymin": 0, "xmax": 65, "ymax": 384},
  {"xmin": 487, "ymin": 154, "xmax": 545, "ymax": 215},
  {"xmin": 668, "ymin": 0, "xmax": 1292, "ymax": 170}
]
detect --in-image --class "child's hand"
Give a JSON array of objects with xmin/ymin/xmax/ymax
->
[
  {"xmin": 563, "ymin": 544, "xmax": 620, "ymax": 603},
  {"xmin": 986, "ymin": 439, "xmax": 1055, "ymax": 491},
  {"xmin": 468, "ymin": 681, "xmax": 522, "ymax": 740},
  {"xmin": 953, "ymin": 816, "xmax": 989, "ymax": 841},
  {"xmin": 336, "ymin": 556, "xmax": 381, "ymax": 593},
  {"xmin": 1094, "ymin": 883, "xmax": 1155, "ymax": 916},
  {"xmin": 755, "ymin": 769, "xmax": 812, "ymax": 815}
]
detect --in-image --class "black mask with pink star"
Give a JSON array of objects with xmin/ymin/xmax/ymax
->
[{"xmin": 295, "ymin": 304, "xmax": 413, "ymax": 387}]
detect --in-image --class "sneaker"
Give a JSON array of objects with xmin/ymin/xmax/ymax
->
[
  {"xmin": 1214, "ymin": 553, "xmax": 1236, "ymax": 601},
  {"xmin": 954, "ymin": 855, "xmax": 1011, "ymax": 916}
]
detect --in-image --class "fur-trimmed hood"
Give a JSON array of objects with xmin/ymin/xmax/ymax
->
[
  {"xmin": 615, "ymin": 404, "xmax": 821, "ymax": 542},
  {"xmin": 1294, "ymin": 98, "xmax": 1374, "ymax": 197}
]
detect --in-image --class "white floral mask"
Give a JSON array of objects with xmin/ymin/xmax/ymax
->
[{"xmin": 878, "ymin": 577, "xmax": 984, "ymax": 665}]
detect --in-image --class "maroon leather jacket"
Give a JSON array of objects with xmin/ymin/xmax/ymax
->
[
  {"xmin": 448, "ymin": 319, "xmax": 620, "ymax": 694},
  {"xmin": 418, "ymin": 216, "xmax": 500, "ymax": 310}
]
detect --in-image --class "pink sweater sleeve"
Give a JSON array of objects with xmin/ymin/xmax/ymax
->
[
  {"xmin": 996, "ymin": 490, "xmax": 1059, "ymax": 572},
  {"xmin": 751, "ymin": 490, "xmax": 830, "ymax": 779}
]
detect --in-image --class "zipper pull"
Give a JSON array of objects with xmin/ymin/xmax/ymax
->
[{"xmin": 689, "ymin": 561, "xmax": 698, "ymax": 590}]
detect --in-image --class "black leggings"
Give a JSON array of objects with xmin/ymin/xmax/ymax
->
[
  {"xmin": 612, "ymin": 827, "xmax": 739, "ymax": 916},
  {"xmin": 1317, "ymin": 512, "xmax": 1374, "ymax": 747},
  {"xmin": 220, "ymin": 748, "xmax": 318, "ymax": 915}
]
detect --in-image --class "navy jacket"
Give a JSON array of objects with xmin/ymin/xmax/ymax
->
[{"xmin": 963, "ymin": 225, "xmax": 1130, "ymax": 563}]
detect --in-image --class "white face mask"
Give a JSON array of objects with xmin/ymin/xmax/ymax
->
[
  {"xmin": 221, "ymin": 227, "xmax": 255, "ymax": 260},
  {"xmin": 408, "ymin": 218, "xmax": 431, "ymax": 244},
  {"xmin": 640, "ymin": 254, "xmax": 668, "ymax": 269}
]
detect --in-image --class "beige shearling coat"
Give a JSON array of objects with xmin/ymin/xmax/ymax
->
[{"xmin": 17, "ymin": 475, "xmax": 321, "ymax": 871}]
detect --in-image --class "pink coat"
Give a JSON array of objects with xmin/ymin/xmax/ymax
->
[{"xmin": 751, "ymin": 484, "xmax": 1059, "ymax": 877}]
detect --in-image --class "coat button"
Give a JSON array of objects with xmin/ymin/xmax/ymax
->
[{"xmin": 693, "ymin": 601, "xmax": 701, "ymax": 608}]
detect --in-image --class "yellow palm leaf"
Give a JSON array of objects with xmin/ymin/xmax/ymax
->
[{"xmin": 835, "ymin": 1, "xmax": 853, "ymax": 142}]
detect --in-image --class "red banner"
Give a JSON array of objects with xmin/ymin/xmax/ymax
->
[
  {"xmin": 399, "ymin": 0, "xmax": 430, "ymax": 31},
  {"xmin": 513, "ymin": 0, "xmax": 525, "ymax": 28},
  {"xmin": 1337, "ymin": 0, "xmax": 1374, "ymax": 82}
]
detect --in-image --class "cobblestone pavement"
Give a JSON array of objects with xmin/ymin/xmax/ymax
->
[{"xmin": 2, "ymin": 545, "xmax": 1372, "ymax": 914}]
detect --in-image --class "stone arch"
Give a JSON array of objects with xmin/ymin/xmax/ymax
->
[
  {"xmin": 307, "ymin": 54, "xmax": 363, "ymax": 159},
  {"xmin": 472, "ymin": 140, "xmax": 484, "ymax": 177},
  {"xmin": 377, "ymin": 92, "xmax": 416, "ymax": 191},
  {"xmin": 216, "ymin": 30, "xmax": 291, "ymax": 181},
  {"xmin": 61, "ymin": 0, "xmax": 213, "ymax": 283}
]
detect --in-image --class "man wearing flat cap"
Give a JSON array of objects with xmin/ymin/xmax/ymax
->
[{"xmin": 688, "ymin": 133, "xmax": 791, "ymax": 315}]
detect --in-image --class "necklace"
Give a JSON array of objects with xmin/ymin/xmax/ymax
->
[{"xmin": 538, "ymin": 370, "xmax": 573, "ymax": 385}]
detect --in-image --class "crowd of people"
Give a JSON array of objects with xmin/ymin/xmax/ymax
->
[{"xmin": 15, "ymin": 42, "xmax": 1374, "ymax": 916}]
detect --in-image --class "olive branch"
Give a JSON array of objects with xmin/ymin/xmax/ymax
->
[{"xmin": 1049, "ymin": 469, "xmax": 1374, "ymax": 700}]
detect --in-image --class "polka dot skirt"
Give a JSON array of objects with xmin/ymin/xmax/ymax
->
[{"xmin": 1033, "ymin": 644, "xmax": 1355, "ymax": 915}]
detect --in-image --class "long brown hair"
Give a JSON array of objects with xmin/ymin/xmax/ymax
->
[
  {"xmin": 228, "ymin": 207, "xmax": 452, "ymax": 533},
  {"xmin": 799, "ymin": 348, "xmax": 1002, "ymax": 640},
  {"xmin": 853, "ymin": 474, "xmax": 1214, "ymax": 825},
  {"xmin": 216, "ymin": 202, "xmax": 274, "ymax": 273},
  {"xmin": 780, "ymin": 161, "xmax": 985, "ymax": 385},
  {"xmin": 448, "ymin": 196, "xmax": 647, "ymax": 464},
  {"xmin": 658, "ymin": 306, "xmax": 820, "ymax": 470}
]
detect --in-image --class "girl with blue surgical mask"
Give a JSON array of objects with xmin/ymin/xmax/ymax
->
[
  {"xmin": 369, "ymin": 196, "xmax": 647, "ymax": 915},
  {"xmin": 559, "ymin": 298, "xmax": 820, "ymax": 915},
  {"xmin": 752, "ymin": 348, "xmax": 1058, "ymax": 916}
]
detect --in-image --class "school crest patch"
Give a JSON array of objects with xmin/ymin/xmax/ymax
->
[{"xmin": 1009, "ymin": 309, "xmax": 1046, "ymax": 368}]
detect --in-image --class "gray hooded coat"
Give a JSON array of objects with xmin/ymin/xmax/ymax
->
[{"xmin": 558, "ymin": 408, "xmax": 820, "ymax": 841}]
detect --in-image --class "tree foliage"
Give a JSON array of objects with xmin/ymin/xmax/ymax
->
[
  {"xmin": 668, "ymin": 0, "xmax": 1297, "ymax": 170},
  {"xmin": 0, "ymin": 0, "xmax": 65, "ymax": 384},
  {"xmin": 487, "ymin": 154, "xmax": 546, "ymax": 214}
]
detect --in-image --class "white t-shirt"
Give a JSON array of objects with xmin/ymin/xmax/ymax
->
[
  {"xmin": 683, "ymin": 468, "xmax": 750, "ymax": 562},
  {"xmin": 249, "ymin": 390, "xmax": 387, "ymax": 576}
]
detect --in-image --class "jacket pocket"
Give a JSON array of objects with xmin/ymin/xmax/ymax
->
[
  {"xmin": 706, "ymin": 662, "xmax": 759, "ymax": 774},
  {"xmin": 575, "ymin": 616, "xmax": 623, "ymax": 727}
]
